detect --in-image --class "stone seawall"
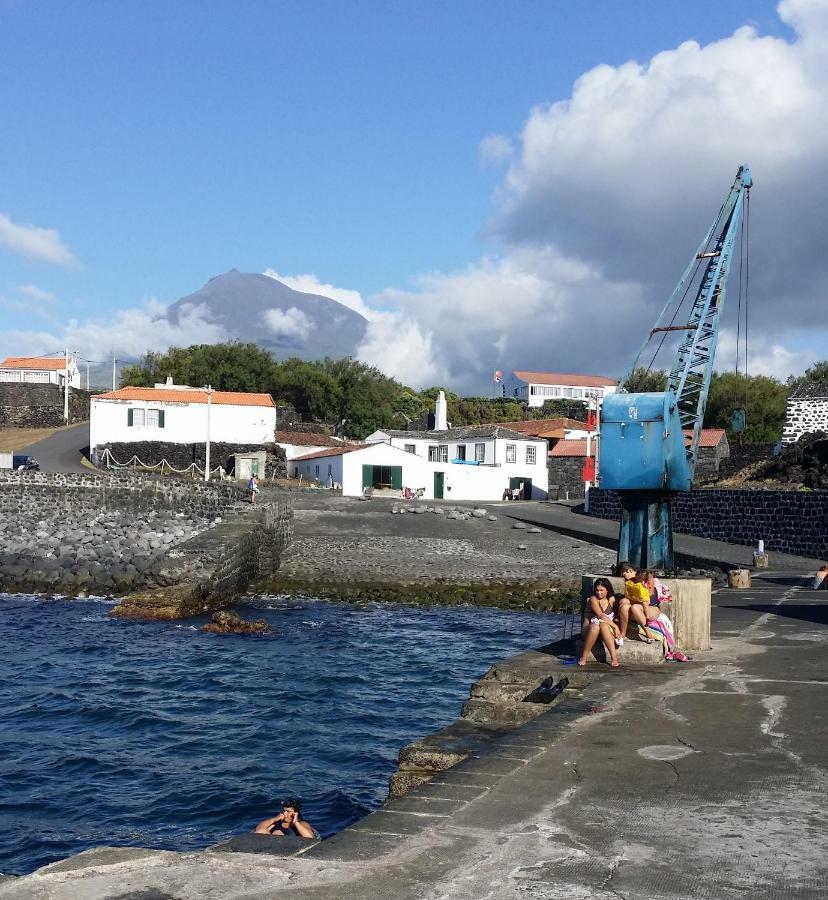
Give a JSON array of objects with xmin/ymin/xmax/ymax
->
[
  {"xmin": 0, "ymin": 473, "xmax": 293, "ymax": 608},
  {"xmin": 0, "ymin": 383, "xmax": 90, "ymax": 428},
  {"xmin": 99, "ymin": 441, "xmax": 287, "ymax": 478},
  {"xmin": 584, "ymin": 487, "xmax": 828, "ymax": 559}
]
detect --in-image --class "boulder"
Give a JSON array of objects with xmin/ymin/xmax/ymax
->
[
  {"xmin": 471, "ymin": 508, "xmax": 487, "ymax": 518},
  {"xmin": 527, "ymin": 527, "xmax": 542, "ymax": 534},
  {"xmin": 512, "ymin": 522, "xmax": 527, "ymax": 530},
  {"xmin": 201, "ymin": 609, "xmax": 271, "ymax": 635}
]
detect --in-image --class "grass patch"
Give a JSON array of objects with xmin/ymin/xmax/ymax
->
[{"xmin": 0, "ymin": 426, "xmax": 70, "ymax": 452}]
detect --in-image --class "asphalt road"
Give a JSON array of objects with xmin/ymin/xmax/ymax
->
[{"xmin": 18, "ymin": 422, "xmax": 90, "ymax": 474}]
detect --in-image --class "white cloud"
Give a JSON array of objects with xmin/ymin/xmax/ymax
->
[
  {"xmin": 262, "ymin": 269, "xmax": 373, "ymax": 320},
  {"xmin": 479, "ymin": 134, "xmax": 513, "ymax": 166},
  {"xmin": 262, "ymin": 306, "xmax": 311, "ymax": 340},
  {"xmin": 715, "ymin": 328, "xmax": 820, "ymax": 382},
  {"xmin": 0, "ymin": 212, "xmax": 77, "ymax": 265},
  {"xmin": 17, "ymin": 284, "xmax": 57, "ymax": 302}
]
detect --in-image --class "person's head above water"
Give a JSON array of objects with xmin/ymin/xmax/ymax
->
[{"xmin": 281, "ymin": 798, "xmax": 301, "ymax": 815}]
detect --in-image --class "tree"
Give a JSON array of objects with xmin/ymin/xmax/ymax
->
[
  {"xmin": 704, "ymin": 372, "xmax": 788, "ymax": 443},
  {"xmin": 620, "ymin": 368, "xmax": 669, "ymax": 393},
  {"xmin": 787, "ymin": 359, "xmax": 828, "ymax": 392}
]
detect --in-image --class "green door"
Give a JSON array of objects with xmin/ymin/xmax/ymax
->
[
  {"xmin": 390, "ymin": 466, "xmax": 402, "ymax": 490},
  {"xmin": 434, "ymin": 471, "xmax": 444, "ymax": 499},
  {"xmin": 362, "ymin": 465, "xmax": 373, "ymax": 490}
]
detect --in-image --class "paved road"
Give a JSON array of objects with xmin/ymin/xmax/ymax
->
[
  {"xmin": 4, "ymin": 571, "xmax": 826, "ymax": 898},
  {"xmin": 17, "ymin": 423, "xmax": 90, "ymax": 474}
]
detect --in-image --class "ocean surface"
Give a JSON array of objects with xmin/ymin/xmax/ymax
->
[{"xmin": 0, "ymin": 594, "xmax": 562, "ymax": 876}]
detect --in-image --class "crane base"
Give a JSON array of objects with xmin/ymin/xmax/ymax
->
[{"xmin": 617, "ymin": 492, "xmax": 675, "ymax": 571}]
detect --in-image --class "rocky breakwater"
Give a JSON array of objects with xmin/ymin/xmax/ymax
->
[{"xmin": 0, "ymin": 473, "xmax": 293, "ymax": 617}]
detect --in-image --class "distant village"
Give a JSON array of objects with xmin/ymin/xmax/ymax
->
[{"xmin": 4, "ymin": 351, "xmax": 825, "ymax": 501}]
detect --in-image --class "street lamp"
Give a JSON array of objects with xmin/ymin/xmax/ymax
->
[{"xmin": 204, "ymin": 385, "xmax": 214, "ymax": 481}]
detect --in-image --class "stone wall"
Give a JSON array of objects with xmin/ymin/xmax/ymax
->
[
  {"xmin": 584, "ymin": 487, "xmax": 828, "ymax": 558},
  {"xmin": 714, "ymin": 442, "xmax": 775, "ymax": 480},
  {"xmin": 0, "ymin": 383, "xmax": 90, "ymax": 428},
  {"xmin": 0, "ymin": 473, "xmax": 294, "ymax": 607},
  {"xmin": 783, "ymin": 397, "xmax": 828, "ymax": 444},
  {"xmin": 547, "ymin": 457, "xmax": 587, "ymax": 499},
  {"xmin": 98, "ymin": 441, "xmax": 287, "ymax": 478}
]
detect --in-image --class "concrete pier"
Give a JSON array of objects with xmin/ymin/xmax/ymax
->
[{"xmin": 3, "ymin": 564, "xmax": 825, "ymax": 899}]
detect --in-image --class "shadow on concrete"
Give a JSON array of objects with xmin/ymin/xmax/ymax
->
[{"xmin": 719, "ymin": 603, "xmax": 828, "ymax": 626}]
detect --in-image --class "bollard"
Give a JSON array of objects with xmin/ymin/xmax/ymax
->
[{"xmin": 728, "ymin": 568, "xmax": 751, "ymax": 588}]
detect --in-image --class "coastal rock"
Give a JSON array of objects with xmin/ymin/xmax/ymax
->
[
  {"xmin": 201, "ymin": 609, "xmax": 271, "ymax": 635},
  {"xmin": 527, "ymin": 527, "xmax": 542, "ymax": 534},
  {"xmin": 517, "ymin": 544, "xmax": 528, "ymax": 550},
  {"xmin": 512, "ymin": 522, "xmax": 527, "ymax": 530},
  {"xmin": 471, "ymin": 508, "xmax": 487, "ymax": 518},
  {"xmin": 487, "ymin": 516, "xmax": 498, "ymax": 522}
]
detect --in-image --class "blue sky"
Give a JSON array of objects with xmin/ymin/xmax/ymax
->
[{"xmin": 1, "ymin": 0, "xmax": 824, "ymax": 391}]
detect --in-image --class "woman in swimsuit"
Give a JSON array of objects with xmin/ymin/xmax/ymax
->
[
  {"xmin": 254, "ymin": 798, "xmax": 317, "ymax": 839},
  {"xmin": 578, "ymin": 577, "xmax": 621, "ymax": 667}
]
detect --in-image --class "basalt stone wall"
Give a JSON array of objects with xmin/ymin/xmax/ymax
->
[
  {"xmin": 584, "ymin": 487, "xmax": 828, "ymax": 558},
  {"xmin": 715, "ymin": 442, "xmax": 775, "ymax": 480},
  {"xmin": 99, "ymin": 441, "xmax": 287, "ymax": 478},
  {"xmin": 547, "ymin": 458, "xmax": 587, "ymax": 499},
  {"xmin": 0, "ymin": 470, "xmax": 246, "ymax": 518},
  {"xmin": 0, "ymin": 383, "xmax": 91, "ymax": 428}
]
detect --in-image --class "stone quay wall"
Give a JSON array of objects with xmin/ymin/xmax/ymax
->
[
  {"xmin": 0, "ymin": 383, "xmax": 91, "ymax": 428},
  {"xmin": 0, "ymin": 473, "xmax": 293, "ymax": 607},
  {"xmin": 584, "ymin": 487, "xmax": 828, "ymax": 559},
  {"xmin": 99, "ymin": 440, "xmax": 287, "ymax": 478}
]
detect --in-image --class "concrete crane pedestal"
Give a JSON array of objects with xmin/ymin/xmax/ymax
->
[{"xmin": 581, "ymin": 573, "xmax": 712, "ymax": 653}]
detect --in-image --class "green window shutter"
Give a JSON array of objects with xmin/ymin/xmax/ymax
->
[
  {"xmin": 391, "ymin": 466, "xmax": 402, "ymax": 490},
  {"xmin": 362, "ymin": 465, "xmax": 373, "ymax": 489},
  {"xmin": 127, "ymin": 409, "xmax": 134, "ymax": 427},
  {"xmin": 158, "ymin": 410, "xmax": 165, "ymax": 429}
]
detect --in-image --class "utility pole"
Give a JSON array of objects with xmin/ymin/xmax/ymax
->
[
  {"xmin": 204, "ymin": 385, "xmax": 214, "ymax": 481},
  {"xmin": 63, "ymin": 347, "xmax": 70, "ymax": 423},
  {"xmin": 112, "ymin": 356, "xmax": 117, "ymax": 390},
  {"xmin": 86, "ymin": 361, "xmax": 90, "ymax": 391}
]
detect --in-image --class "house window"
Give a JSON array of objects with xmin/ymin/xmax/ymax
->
[
  {"xmin": 128, "ymin": 408, "xmax": 146, "ymax": 427},
  {"xmin": 505, "ymin": 444, "xmax": 516, "ymax": 463},
  {"xmin": 24, "ymin": 371, "xmax": 49, "ymax": 383},
  {"xmin": 315, "ymin": 464, "xmax": 320, "ymax": 476},
  {"xmin": 474, "ymin": 443, "xmax": 486, "ymax": 462},
  {"xmin": 327, "ymin": 464, "xmax": 332, "ymax": 475},
  {"xmin": 455, "ymin": 445, "xmax": 466, "ymax": 461},
  {"xmin": 0, "ymin": 371, "xmax": 21, "ymax": 382},
  {"xmin": 428, "ymin": 445, "xmax": 448, "ymax": 462},
  {"xmin": 404, "ymin": 444, "xmax": 416, "ymax": 454},
  {"xmin": 526, "ymin": 445, "xmax": 537, "ymax": 465}
]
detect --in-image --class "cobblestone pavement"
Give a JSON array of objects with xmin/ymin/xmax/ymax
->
[{"xmin": 278, "ymin": 494, "xmax": 615, "ymax": 583}]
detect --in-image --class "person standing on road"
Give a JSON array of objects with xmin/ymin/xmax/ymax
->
[{"xmin": 248, "ymin": 474, "xmax": 260, "ymax": 504}]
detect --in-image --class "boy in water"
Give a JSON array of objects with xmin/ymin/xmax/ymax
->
[{"xmin": 254, "ymin": 798, "xmax": 317, "ymax": 838}]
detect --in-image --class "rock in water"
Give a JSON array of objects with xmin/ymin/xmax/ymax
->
[{"xmin": 202, "ymin": 609, "xmax": 271, "ymax": 635}]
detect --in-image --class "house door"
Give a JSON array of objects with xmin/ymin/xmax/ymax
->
[
  {"xmin": 509, "ymin": 477, "xmax": 531, "ymax": 500},
  {"xmin": 238, "ymin": 458, "xmax": 252, "ymax": 480},
  {"xmin": 434, "ymin": 471, "xmax": 445, "ymax": 499}
]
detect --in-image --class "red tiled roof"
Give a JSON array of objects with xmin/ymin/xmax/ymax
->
[
  {"xmin": 549, "ymin": 439, "xmax": 596, "ymax": 457},
  {"xmin": 293, "ymin": 445, "xmax": 366, "ymax": 461},
  {"xmin": 276, "ymin": 430, "xmax": 342, "ymax": 447},
  {"xmin": 513, "ymin": 370, "xmax": 617, "ymax": 388},
  {"xmin": 94, "ymin": 387, "xmax": 275, "ymax": 407},
  {"xmin": 685, "ymin": 428, "xmax": 727, "ymax": 448},
  {"xmin": 1, "ymin": 356, "xmax": 69, "ymax": 371}
]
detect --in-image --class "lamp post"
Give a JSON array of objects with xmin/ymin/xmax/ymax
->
[
  {"xmin": 204, "ymin": 385, "xmax": 214, "ymax": 481},
  {"xmin": 63, "ymin": 347, "xmax": 70, "ymax": 423}
]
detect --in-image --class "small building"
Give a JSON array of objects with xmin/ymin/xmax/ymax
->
[
  {"xmin": 276, "ymin": 430, "xmax": 347, "ymax": 462},
  {"xmin": 509, "ymin": 371, "xmax": 617, "ymax": 408},
  {"xmin": 0, "ymin": 355, "xmax": 81, "ymax": 389},
  {"xmin": 90, "ymin": 382, "xmax": 276, "ymax": 453},
  {"xmin": 231, "ymin": 450, "xmax": 268, "ymax": 481},
  {"xmin": 494, "ymin": 417, "xmax": 590, "ymax": 447},
  {"xmin": 782, "ymin": 382, "xmax": 828, "ymax": 444},
  {"xmin": 293, "ymin": 436, "xmax": 548, "ymax": 501}
]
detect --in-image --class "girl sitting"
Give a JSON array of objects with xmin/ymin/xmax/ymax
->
[{"xmin": 578, "ymin": 577, "xmax": 621, "ymax": 667}]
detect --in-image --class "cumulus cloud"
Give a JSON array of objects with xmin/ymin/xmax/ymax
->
[
  {"xmin": 479, "ymin": 134, "xmax": 513, "ymax": 166},
  {"xmin": 0, "ymin": 299, "xmax": 225, "ymax": 365},
  {"xmin": 0, "ymin": 212, "xmax": 77, "ymax": 265},
  {"xmin": 262, "ymin": 269, "xmax": 374, "ymax": 320},
  {"xmin": 262, "ymin": 306, "xmax": 311, "ymax": 340}
]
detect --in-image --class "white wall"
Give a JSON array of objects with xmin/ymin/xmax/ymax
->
[
  {"xmin": 277, "ymin": 441, "xmax": 336, "ymax": 461},
  {"xmin": 91, "ymin": 398, "xmax": 276, "ymax": 448},
  {"xmin": 510, "ymin": 377, "xmax": 617, "ymax": 408},
  {"xmin": 292, "ymin": 453, "xmax": 344, "ymax": 484},
  {"xmin": 295, "ymin": 442, "xmax": 549, "ymax": 501},
  {"xmin": 0, "ymin": 362, "xmax": 80, "ymax": 388}
]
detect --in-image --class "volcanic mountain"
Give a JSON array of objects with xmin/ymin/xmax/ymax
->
[{"xmin": 164, "ymin": 270, "xmax": 369, "ymax": 360}]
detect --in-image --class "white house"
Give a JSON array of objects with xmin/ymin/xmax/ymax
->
[
  {"xmin": 276, "ymin": 429, "xmax": 347, "ymax": 461},
  {"xmin": 90, "ymin": 381, "xmax": 276, "ymax": 452},
  {"xmin": 782, "ymin": 382, "xmax": 828, "ymax": 444},
  {"xmin": 510, "ymin": 370, "xmax": 617, "ymax": 408},
  {"xmin": 0, "ymin": 355, "xmax": 81, "ymax": 388}
]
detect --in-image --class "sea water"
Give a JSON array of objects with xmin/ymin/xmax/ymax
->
[{"xmin": 0, "ymin": 593, "xmax": 560, "ymax": 875}]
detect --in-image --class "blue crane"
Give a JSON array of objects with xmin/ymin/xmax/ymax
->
[{"xmin": 598, "ymin": 165, "xmax": 753, "ymax": 570}]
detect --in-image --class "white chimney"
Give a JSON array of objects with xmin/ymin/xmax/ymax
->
[{"xmin": 435, "ymin": 390, "xmax": 447, "ymax": 431}]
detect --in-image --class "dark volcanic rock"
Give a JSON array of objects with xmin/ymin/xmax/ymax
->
[
  {"xmin": 164, "ymin": 269, "xmax": 368, "ymax": 362},
  {"xmin": 201, "ymin": 609, "xmax": 271, "ymax": 635}
]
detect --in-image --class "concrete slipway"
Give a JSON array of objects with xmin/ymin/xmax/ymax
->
[{"xmin": 1, "ymin": 524, "xmax": 826, "ymax": 898}]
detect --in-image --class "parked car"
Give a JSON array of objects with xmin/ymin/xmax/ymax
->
[{"xmin": 12, "ymin": 454, "xmax": 40, "ymax": 471}]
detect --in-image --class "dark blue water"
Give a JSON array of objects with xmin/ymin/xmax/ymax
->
[{"xmin": 0, "ymin": 593, "xmax": 560, "ymax": 875}]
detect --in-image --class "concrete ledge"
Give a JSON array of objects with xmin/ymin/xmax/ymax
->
[{"xmin": 207, "ymin": 833, "xmax": 318, "ymax": 857}]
